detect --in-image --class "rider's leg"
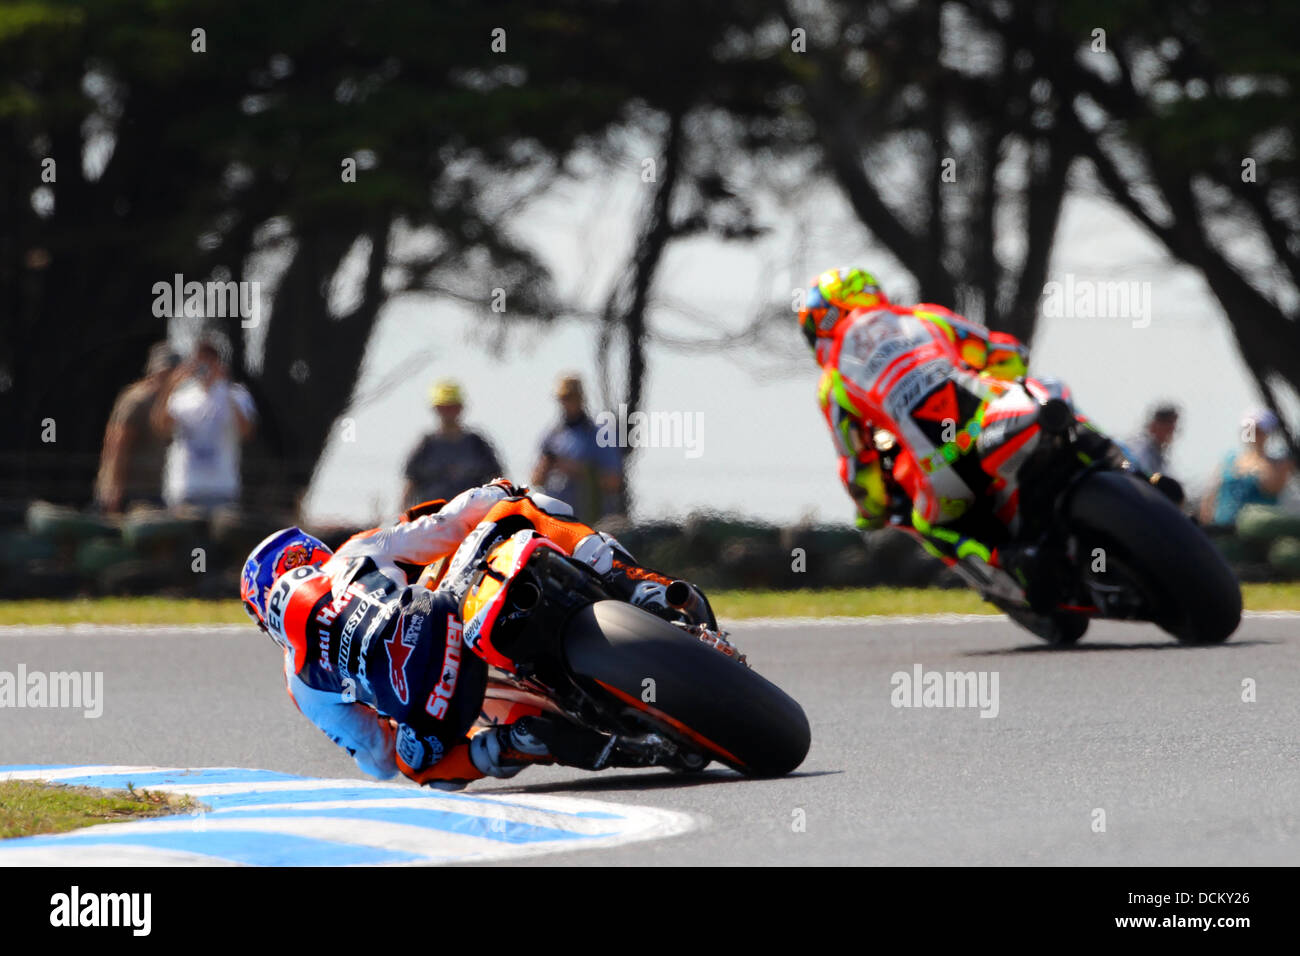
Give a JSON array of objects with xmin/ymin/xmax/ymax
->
[
  {"xmin": 908, "ymin": 508, "xmax": 993, "ymax": 566},
  {"xmin": 890, "ymin": 443, "xmax": 993, "ymax": 566},
  {"xmin": 480, "ymin": 494, "xmax": 715, "ymax": 625},
  {"xmin": 398, "ymin": 717, "xmax": 617, "ymax": 790},
  {"xmin": 571, "ymin": 530, "xmax": 718, "ymax": 628}
]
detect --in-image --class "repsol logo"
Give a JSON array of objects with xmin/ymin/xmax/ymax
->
[
  {"xmin": 265, "ymin": 564, "xmax": 323, "ymax": 655},
  {"xmin": 266, "ymin": 566, "xmax": 317, "ymax": 638}
]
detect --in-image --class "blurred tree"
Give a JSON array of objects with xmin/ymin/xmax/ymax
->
[
  {"xmin": 6, "ymin": 0, "xmax": 1295, "ymax": 519},
  {"xmin": 754, "ymin": 0, "xmax": 1298, "ymax": 444},
  {"xmin": 0, "ymin": 0, "xmax": 776, "ymax": 512},
  {"xmin": 1038, "ymin": 0, "xmax": 1300, "ymax": 451},
  {"xmin": 755, "ymin": 2, "xmax": 1079, "ymax": 339}
]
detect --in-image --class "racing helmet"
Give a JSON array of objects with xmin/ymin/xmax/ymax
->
[
  {"xmin": 798, "ymin": 267, "xmax": 889, "ymax": 365},
  {"xmin": 240, "ymin": 528, "xmax": 333, "ymax": 637}
]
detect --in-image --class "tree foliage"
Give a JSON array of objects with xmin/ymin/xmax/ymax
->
[{"xmin": 3, "ymin": 0, "xmax": 1297, "ymax": 512}]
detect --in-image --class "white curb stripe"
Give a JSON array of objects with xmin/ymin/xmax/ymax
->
[{"xmin": 0, "ymin": 766, "xmax": 697, "ymax": 867}]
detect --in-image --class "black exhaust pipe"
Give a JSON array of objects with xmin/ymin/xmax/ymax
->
[
  {"xmin": 665, "ymin": 580, "xmax": 694, "ymax": 609},
  {"xmin": 508, "ymin": 581, "xmax": 541, "ymax": 612}
]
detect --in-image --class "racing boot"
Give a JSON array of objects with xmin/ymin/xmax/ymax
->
[
  {"xmin": 1076, "ymin": 423, "xmax": 1185, "ymax": 505},
  {"xmin": 473, "ymin": 715, "xmax": 616, "ymax": 775},
  {"xmin": 993, "ymin": 542, "xmax": 1061, "ymax": 614},
  {"xmin": 572, "ymin": 530, "xmax": 719, "ymax": 628}
]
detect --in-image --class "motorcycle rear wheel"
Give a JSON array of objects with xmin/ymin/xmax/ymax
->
[
  {"xmin": 1066, "ymin": 471, "xmax": 1241, "ymax": 644},
  {"xmin": 562, "ymin": 601, "xmax": 811, "ymax": 776}
]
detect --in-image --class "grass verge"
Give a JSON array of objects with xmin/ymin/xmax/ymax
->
[
  {"xmin": 0, "ymin": 597, "xmax": 249, "ymax": 626},
  {"xmin": 0, "ymin": 780, "xmax": 200, "ymax": 839},
  {"xmin": 714, "ymin": 583, "xmax": 1300, "ymax": 618},
  {"xmin": 2, "ymin": 583, "xmax": 1299, "ymax": 625},
  {"xmin": 710, "ymin": 587, "xmax": 992, "ymax": 619}
]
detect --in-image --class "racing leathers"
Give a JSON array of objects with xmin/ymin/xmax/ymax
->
[
  {"xmin": 816, "ymin": 301, "xmax": 1037, "ymax": 566},
  {"xmin": 266, "ymin": 482, "xmax": 713, "ymax": 788}
]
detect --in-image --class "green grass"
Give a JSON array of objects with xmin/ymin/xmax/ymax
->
[
  {"xmin": 0, "ymin": 780, "xmax": 200, "ymax": 839},
  {"xmin": 714, "ymin": 583, "xmax": 1300, "ymax": 618},
  {"xmin": 3, "ymin": 583, "xmax": 1299, "ymax": 625},
  {"xmin": 0, "ymin": 597, "xmax": 248, "ymax": 626},
  {"xmin": 710, "ymin": 587, "xmax": 993, "ymax": 618}
]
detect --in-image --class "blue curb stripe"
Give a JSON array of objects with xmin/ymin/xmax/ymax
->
[
  {"xmin": 0, "ymin": 766, "xmax": 623, "ymax": 820},
  {"xmin": 0, "ymin": 766, "xmax": 664, "ymax": 865}
]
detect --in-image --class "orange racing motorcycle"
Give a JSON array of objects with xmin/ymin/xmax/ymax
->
[{"xmin": 432, "ymin": 518, "xmax": 811, "ymax": 777}]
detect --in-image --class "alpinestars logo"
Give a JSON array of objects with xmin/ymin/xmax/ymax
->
[{"xmin": 385, "ymin": 618, "xmax": 419, "ymax": 705}]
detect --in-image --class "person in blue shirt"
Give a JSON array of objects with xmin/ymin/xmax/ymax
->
[
  {"xmin": 530, "ymin": 374, "xmax": 623, "ymax": 523},
  {"xmin": 1124, "ymin": 403, "xmax": 1180, "ymax": 479},
  {"xmin": 1200, "ymin": 409, "xmax": 1295, "ymax": 526}
]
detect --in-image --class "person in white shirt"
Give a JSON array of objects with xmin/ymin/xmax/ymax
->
[{"xmin": 152, "ymin": 339, "xmax": 257, "ymax": 510}]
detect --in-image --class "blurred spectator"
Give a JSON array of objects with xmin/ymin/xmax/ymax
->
[
  {"xmin": 530, "ymin": 374, "xmax": 623, "ymax": 523},
  {"xmin": 1125, "ymin": 403, "xmax": 1180, "ymax": 476},
  {"xmin": 93, "ymin": 342, "xmax": 180, "ymax": 513},
  {"xmin": 401, "ymin": 380, "xmax": 504, "ymax": 506},
  {"xmin": 1199, "ymin": 409, "xmax": 1295, "ymax": 526},
  {"xmin": 152, "ymin": 338, "xmax": 257, "ymax": 511}
]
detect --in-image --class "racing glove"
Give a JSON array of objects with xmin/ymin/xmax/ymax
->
[
  {"xmin": 395, "ymin": 724, "xmax": 446, "ymax": 774},
  {"xmin": 487, "ymin": 477, "xmax": 529, "ymax": 498}
]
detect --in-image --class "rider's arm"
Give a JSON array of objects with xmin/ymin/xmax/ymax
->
[
  {"xmin": 328, "ymin": 481, "xmax": 513, "ymax": 571},
  {"xmin": 839, "ymin": 453, "xmax": 889, "ymax": 530},
  {"xmin": 289, "ymin": 663, "xmax": 493, "ymax": 786},
  {"xmin": 984, "ymin": 331, "xmax": 1029, "ymax": 380},
  {"xmin": 285, "ymin": 666, "xmax": 399, "ymax": 779},
  {"xmin": 818, "ymin": 368, "xmax": 888, "ymax": 528},
  {"xmin": 913, "ymin": 305, "xmax": 1029, "ymax": 380}
]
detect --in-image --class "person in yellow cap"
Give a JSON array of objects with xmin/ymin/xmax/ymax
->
[{"xmin": 400, "ymin": 379, "xmax": 504, "ymax": 507}]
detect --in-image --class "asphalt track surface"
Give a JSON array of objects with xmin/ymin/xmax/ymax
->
[{"xmin": 1, "ymin": 614, "xmax": 1296, "ymax": 865}]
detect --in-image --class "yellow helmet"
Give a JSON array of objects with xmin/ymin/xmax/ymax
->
[{"xmin": 798, "ymin": 267, "xmax": 889, "ymax": 364}]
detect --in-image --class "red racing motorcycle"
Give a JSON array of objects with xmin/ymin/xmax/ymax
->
[{"xmin": 876, "ymin": 388, "xmax": 1242, "ymax": 646}]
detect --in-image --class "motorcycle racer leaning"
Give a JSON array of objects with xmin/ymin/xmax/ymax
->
[
  {"xmin": 799, "ymin": 267, "xmax": 1102, "ymax": 602},
  {"xmin": 240, "ymin": 479, "xmax": 722, "ymax": 789}
]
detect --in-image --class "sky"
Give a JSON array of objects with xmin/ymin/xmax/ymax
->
[{"xmin": 295, "ymin": 163, "xmax": 1282, "ymax": 528}]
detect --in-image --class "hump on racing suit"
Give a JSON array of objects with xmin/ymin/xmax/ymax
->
[{"xmin": 816, "ymin": 299, "xmax": 1039, "ymax": 563}]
